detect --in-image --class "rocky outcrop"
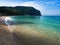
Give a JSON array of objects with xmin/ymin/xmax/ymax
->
[{"xmin": 0, "ymin": 6, "xmax": 41, "ymax": 16}]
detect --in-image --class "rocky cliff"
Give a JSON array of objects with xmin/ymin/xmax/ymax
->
[{"xmin": 0, "ymin": 6, "xmax": 41, "ymax": 16}]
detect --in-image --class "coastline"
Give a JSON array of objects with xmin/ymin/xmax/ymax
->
[{"xmin": 0, "ymin": 16, "xmax": 60, "ymax": 45}]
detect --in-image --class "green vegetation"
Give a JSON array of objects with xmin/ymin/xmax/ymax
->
[{"xmin": 0, "ymin": 6, "xmax": 41, "ymax": 16}]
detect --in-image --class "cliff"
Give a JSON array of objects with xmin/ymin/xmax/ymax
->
[{"xmin": 0, "ymin": 6, "xmax": 41, "ymax": 16}]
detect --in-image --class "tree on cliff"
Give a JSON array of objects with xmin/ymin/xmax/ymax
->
[{"xmin": 0, "ymin": 6, "xmax": 41, "ymax": 16}]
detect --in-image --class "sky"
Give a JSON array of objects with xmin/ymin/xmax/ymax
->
[{"xmin": 0, "ymin": 0, "xmax": 60, "ymax": 16}]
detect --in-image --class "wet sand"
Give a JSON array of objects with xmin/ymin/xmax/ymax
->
[
  {"xmin": 11, "ymin": 25, "xmax": 60, "ymax": 45},
  {"xmin": 0, "ymin": 25, "xmax": 14, "ymax": 45},
  {"xmin": 0, "ymin": 25, "xmax": 60, "ymax": 45}
]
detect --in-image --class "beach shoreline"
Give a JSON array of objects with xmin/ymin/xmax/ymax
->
[{"xmin": 0, "ymin": 16, "xmax": 60, "ymax": 45}]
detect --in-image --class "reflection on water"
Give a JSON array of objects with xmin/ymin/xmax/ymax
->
[{"xmin": 0, "ymin": 16, "xmax": 60, "ymax": 45}]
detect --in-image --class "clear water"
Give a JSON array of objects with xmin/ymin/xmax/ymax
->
[
  {"xmin": 6, "ymin": 16, "xmax": 60, "ymax": 44},
  {"xmin": 10, "ymin": 16, "xmax": 60, "ymax": 31}
]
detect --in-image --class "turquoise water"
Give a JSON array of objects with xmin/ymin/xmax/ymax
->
[
  {"xmin": 11, "ymin": 16, "xmax": 60, "ymax": 31},
  {"xmin": 0, "ymin": 16, "xmax": 60, "ymax": 45},
  {"xmin": 8, "ymin": 16, "xmax": 60, "ymax": 45}
]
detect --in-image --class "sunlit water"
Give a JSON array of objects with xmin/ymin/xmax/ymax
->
[{"xmin": 3, "ymin": 16, "xmax": 60, "ymax": 45}]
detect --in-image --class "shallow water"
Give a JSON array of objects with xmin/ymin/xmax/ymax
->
[
  {"xmin": 1, "ymin": 16, "xmax": 60, "ymax": 45},
  {"xmin": 10, "ymin": 16, "xmax": 60, "ymax": 31}
]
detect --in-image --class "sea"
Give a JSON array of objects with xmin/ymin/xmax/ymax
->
[
  {"xmin": 2, "ymin": 16, "xmax": 60, "ymax": 45},
  {"xmin": 10, "ymin": 16, "xmax": 60, "ymax": 31}
]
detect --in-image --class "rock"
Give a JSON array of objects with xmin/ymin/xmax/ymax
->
[{"xmin": 0, "ymin": 6, "xmax": 41, "ymax": 16}]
